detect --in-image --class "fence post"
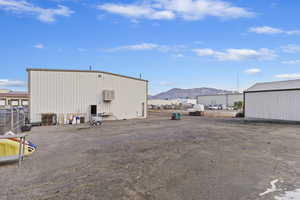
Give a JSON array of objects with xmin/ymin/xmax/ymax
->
[
  {"xmin": 10, "ymin": 106, "xmax": 14, "ymax": 131},
  {"xmin": 16, "ymin": 108, "xmax": 19, "ymax": 133}
]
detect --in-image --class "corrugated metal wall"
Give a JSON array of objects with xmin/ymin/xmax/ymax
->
[
  {"xmin": 30, "ymin": 71, "xmax": 147, "ymax": 123},
  {"xmin": 197, "ymin": 94, "xmax": 243, "ymax": 106},
  {"xmin": 197, "ymin": 95, "xmax": 226, "ymax": 106},
  {"xmin": 245, "ymin": 90, "xmax": 300, "ymax": 121}
]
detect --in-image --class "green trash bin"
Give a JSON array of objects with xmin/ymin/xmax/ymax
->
[{"xmin": 171, "ymin": 112, "xmax": 182, "ymax": 120}]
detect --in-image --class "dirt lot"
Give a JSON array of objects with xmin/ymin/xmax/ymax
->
[{"xmin": 1, "ymin": 112, "xmax": 300, "ymax": 200}]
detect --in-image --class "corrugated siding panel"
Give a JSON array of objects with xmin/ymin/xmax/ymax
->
[
  {"xmin": 197, "ymin": 94, "xmax": 243, "ymax": 106},
  {"xmin": 245, "ymin": 91, "xmax": 300, "ymax": 121},
  {"xmin": 197, "ymin": 95, "xmax": 226, "ymax": 105},
  {"xmin": 30, "ymin": 71, "xmax": 147, "ymax": 123}
]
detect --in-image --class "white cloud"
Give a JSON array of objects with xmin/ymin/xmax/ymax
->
[
  {"xmin": 152, "ymin": 22, "xmax": 160, "ymax": 26},
  {"xmin": 244, "ymin": 68, "xmax": 261, "ymax": 75},
  {"xmin": 130, "ymin": 19, "xmax": 139, "ymax": 24},
  {"xmin": 249, "ymin": 26, "xmax": 300, "ymax": 35},
  {"xmin": 115, "ymin": 43, "xmax": 160, "ymax": 51},
  {"xmin": 281, "ymin": 44, "xmax": 300, "ymax": 53},
  {"xmin": 275, "ymin": 74, "xmax": 300, "ymax": 79},
  {"xmin": 98, "ymin": 0, "xmax": 254, "ymax": 21},
  {"xmin": 194, "ymin": 48, "xmax": 276, "ymax": 61},
  {"xmin": 286, "ymin": 30, "xmax": 300, "ymax": 35},
  {"xmin": 0, "ymin": 79, "xmax": 26, "ymax": 87},
  {"xmin": 34, "ymin": 43, "xmax": 44, "ymax": 49},
  {"xmin": 109, "ymin": 43, "xmax": 185, "ymax": 53},
  {"xmin": 281, "ymin": 60, "xmax": 300, "ymax": 65},
  {"xmin": 249, "ymin": 26, "xmax": 283, "ymax": 34},
  {"xmin": 0, "ymin": 0, "xmax": 74, "ymax": 23},
  {"xmin": 157, "ymin": 0, "xmax": 255, "ymax": 20},
  {"xmin": 194, "ymin": 41, "xmax": 204, "ymax": 45},
  {"xmin": 77, "ymin": 48, "xmax": 86, "ymax": 52},
  {"xmin": 173, "ymin": 53, "xmax": 184, "ymax": 58},
  {"xmin": 194, "ymin": 48, "xmax": 215, "ymax": 56},
  {"xmin": 270, "ymin": 2, "xmax": 278, "ymax": 8},
  {"xmin": 98, "ymin": 4, "xmax": 175, "ymax": 20}
]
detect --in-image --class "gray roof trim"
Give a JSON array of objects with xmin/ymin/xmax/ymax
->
[
  {"xmin": 26, "ymin": 68, "xmax": 148, "ymax": 82},
  {"xmin": 197, "ymin": 93, "xmax": 243, "ymax": 98},
  {"xmin": 246, "ymin": 79, "xmax": 300, "ymax": 92}
]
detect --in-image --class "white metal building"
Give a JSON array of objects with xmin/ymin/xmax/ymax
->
[
  {"xmin": 197, "ymin": 93, "xmax": 243, "ymax": 107},
  {"xmin": 244, "ymin": 79, "xmax": 300, "ymax": 122},
  {"xmin": 178, "ymin": 98, "xmax": 197, "ymax": 105},
  {"xmin": 148, "ymin": 98, "xmax": 197, "ymax": 107},
  {"xmin": 148, "ymin": 99, "xmax": 180, "ymax": 106},
  {"xmin": 28, "ymin": 68, "xmax": 148, "ymax": 124}
]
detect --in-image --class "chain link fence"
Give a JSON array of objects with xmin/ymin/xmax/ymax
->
[{"xmin": 0, "ymin": 107, "xmax": 29, "ymax": 135}]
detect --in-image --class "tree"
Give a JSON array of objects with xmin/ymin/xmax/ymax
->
[{"xmin": 234, "ymin": 101, "xmax": 243, "ymax": 110}]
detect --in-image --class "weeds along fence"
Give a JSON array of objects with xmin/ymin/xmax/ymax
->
[{"xmin": 0, "ymin": 107, "xmax": 29, "ymax": 135}]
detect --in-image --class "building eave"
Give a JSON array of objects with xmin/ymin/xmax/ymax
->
[{"xmin": 26, "ymin": 68, "xmax": 149, "ymax": 83}]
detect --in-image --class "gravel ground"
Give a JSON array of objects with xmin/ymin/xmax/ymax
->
[{"xmin": 1, "ymin": 112, "xmax": 300, "ymax": 200}]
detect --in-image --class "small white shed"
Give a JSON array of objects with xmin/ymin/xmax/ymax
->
[{"xmin": 244, "ymin": 79, "xmax": 300, "ymax": 122}]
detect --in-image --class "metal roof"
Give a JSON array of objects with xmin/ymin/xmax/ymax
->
[
  {"xmin": 246, "ymin": 79, "xmax": 300, "ymax": 92},
  {"xmin": 197, "ymin": 93, "xmax": 242, "ymax": 97},
  {"xmin": 27, "ymin": 68, "xmax": 148, "ymax": 82},
  {"xmin": 0, "ymin": 91, "xmax": 29, "ymax": 98}
]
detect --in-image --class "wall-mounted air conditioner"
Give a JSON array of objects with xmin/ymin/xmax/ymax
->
[{"xmin": 103, "ymin": 90, "xmax": 115, "ymax": 102}]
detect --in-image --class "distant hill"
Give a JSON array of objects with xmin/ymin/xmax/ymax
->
[{"xmin": 150, "ymin": 88, "xmax": 236, "ymax": 99}]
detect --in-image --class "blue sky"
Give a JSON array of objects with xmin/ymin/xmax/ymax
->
[{"xmin": 0, "ymin": 0, "xmax": 300, "ymax": 95}]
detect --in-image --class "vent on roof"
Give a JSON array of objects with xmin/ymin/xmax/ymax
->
[{"xmin": 103, "ymin": 90, "xmax": 115, "ymax": 102}]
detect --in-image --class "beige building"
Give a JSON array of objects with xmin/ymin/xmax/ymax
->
[
  {"xmin": 28, "ymin": 68, "xmax": 148, "ymax": 124},
  {"xmin": 0, "ymin": 90, "xmax": 29, "ymax": 107}
]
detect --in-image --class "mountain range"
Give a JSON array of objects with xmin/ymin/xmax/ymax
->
[{"xmin": 149, "ymin": 88, "xmax": 237, "ymax": 99}]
